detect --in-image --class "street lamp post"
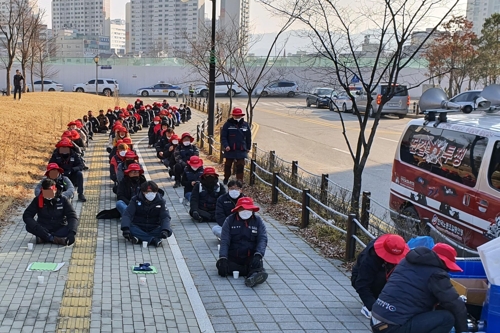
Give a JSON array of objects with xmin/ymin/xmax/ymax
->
[
  {"xmin": 207, "ymin": 0, "xmax": 216, "ymax": 136},
  {"xmin": 93, "ymin": 55, "xmax": 99, "ymax": 95}
]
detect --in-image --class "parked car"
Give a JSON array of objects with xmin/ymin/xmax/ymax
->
[
  {"xmin": 29, "ymin": 80, "xmax": 64, "ymax": 92},
  {"xmin": 195, "ymin": 81, "xmax": 242, "ymax": 97},
  {"xmin": 448, "ymin": 90, "xmax": 482, "ymax": 114},
  {"xmin": 306, "ymin": 87, "xmax": 335, "ymax": 108},
  {"xmin": 73, "ymin": 78, "xmax": 119, "ymax": 96},
  {"xmin": 355, "ymin": 83, "xmax": 409, "ymax": 118},
  {"xmin": 256, "ymin": 81, "xmax": 299, "ymax": 97},
  {"xmin": 329, "ymin": 91, "xmax": 354, "ymax": 112},
  {"xmin": 136, "ymin": 82, "xmax": 183, "ymax": 97}
]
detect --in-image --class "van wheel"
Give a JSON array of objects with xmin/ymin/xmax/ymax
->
[
  {"xmin": 76, "ymin": 88, "xmax": 84, "ymax": 93},
  {"xmin": 141, "ymin": 90, "xmax": 149, "ymax": 97},
  {"xmin": 462, "ymin": 105, "xmax": 473, "ymax": 114},
  {"xmin": 227, "ymin": 89, "xmax": 235, "ymax": 97},
  {"xmin": 261, "ymin": 91, "xmax": 269, "ymax": 97},
  {"xmin": 169, "ymin": 91, "xmax": 176, "ymax": 97},
  {"xmin": 287, "ymin": 91, "xmax": 295, "ymax": 97},
  {"xmin": 103, "ymin": 88, "xmax": 111, "ymax": 97},
  {"xmin": 398, "ymin": 114, "xmax": 405, "ymax": 119}
]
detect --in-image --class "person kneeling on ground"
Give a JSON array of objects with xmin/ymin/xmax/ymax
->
[
  {"xmin": 23, "ymin": 179, "xmax": 79, "ymax": 245},
  {"xmin": 116, "ymin": 163, "xmax": 147, "ymax": 216},
  {"xmin": 181, "ymin": 156, "xmax": 204, "ymax": 202},
  {"xmin": 189, "ymin": 167, "xmax": 226, "ymax": 222},
  {"xmin": 216, "ymin": 197, "xmax": 268, "ymax": 287},
  {"xmin": 213, "ymin": 180, "xmax": 245, "ymax": 239},
  {"xmin": 121, "ymin": 181, "xmax": 172, "ymax": 247},
  {"xmin": 351, "ymin": 234, "xmax": 409, "ymax": 319},
  {"xmin": 35, "ymin": 163, "xmax": 75, "ymax": 201},
  {"xmin": 370, "ymin": 243, "xmax": 467, "ymax": 333}
]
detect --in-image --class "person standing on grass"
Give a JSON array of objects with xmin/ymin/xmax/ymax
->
[
  {"xmin": 13, "ymin": 69, "xmax": 24, "ymax": 100},
  {"xmin": 221, "ymin": 108, "xmax": 251, "ymax": 185}
]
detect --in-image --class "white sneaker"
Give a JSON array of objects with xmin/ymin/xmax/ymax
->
[{"xmin": 361, "ymin": 306, "xmax": 371, "ymax": 319}]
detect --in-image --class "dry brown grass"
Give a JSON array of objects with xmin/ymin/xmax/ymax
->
[{"xmin": 0, "ymin": 92, "xmax": 127, "ymax": 226}]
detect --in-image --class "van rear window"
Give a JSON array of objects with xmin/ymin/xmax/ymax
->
[
  {"xmin": 381, "ymin": 85, "xmax": 408, "ymax": 96},
  {"xmin": 489, "ymin": 141, "xmax": 500, "ymax": 192},
  {"xmin": 400, "ymin": 125, "xmax": 488, "ymax": 188}
]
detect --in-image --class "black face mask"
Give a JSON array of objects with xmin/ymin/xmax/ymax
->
[
  {"xmin": 60, "ymin": 153, "xmax": 70, "ymax": 158},
  {"xmin": 203, "ymin": 177, "xmax": 218, "ymax": 188},
  {"xmin": 125, "ymin": 160, "xmax": 135, "ymax": 167}
]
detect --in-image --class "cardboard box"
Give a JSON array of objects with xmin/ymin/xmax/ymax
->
[{"xmin": 451, "ymin": 278, "xmax": 488, "ymax": 306}]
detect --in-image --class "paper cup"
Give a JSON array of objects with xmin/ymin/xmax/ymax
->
[
  {"xmin": 37, "ymin": 276, "xmax": 44, "ymax": 284},
  {"xmin": 233, "ymin": 271, "xmax": 239, "ymax": 279},
  {"xmin": 179, "ymin": 197, "xmax": 184, "ymax": 204},
  {"xmin": 142, "ymin": 241, "xmax": 148, "ymax": 248},
  {"xmin": 139, "ymin": 277, "xmax": 147, "ymax": 286},
  {"xmin": 27, "ymin": 243, "xmax": 33, "ymax": 250},
  {"xmin": 171, "ymin": 176, "xmax": 175, "ymax": 180}
]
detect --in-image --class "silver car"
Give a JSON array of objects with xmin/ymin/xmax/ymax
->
[
  {"xmin": 355, "ymin": 84, "xmax": 409, "ymax": 118},
  {"xmin": 256, "ymin": 81, "xmax": 299, "ymax": 97},
  {"xmin": 448, "ymin": 90, "xmax": 482, "ymax": 114}
]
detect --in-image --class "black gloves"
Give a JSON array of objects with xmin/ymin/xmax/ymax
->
[
  {"xmin": 122, "ymin": 228, "xmax": 131, "ymax": 240},
  {"xmin": 251, "ymin": 253, "xmax": 262, "ymax": 269},
  {"xmin": 66, "ymin": 232, "xmax": 76, "ymax": 246},
  {"xmin": 161, "ymin": 230, "xmax": 172, "ymax": 239},
  {"xmin": 217, "ymin": 257, "xmax": 229, "ymax": 277}
]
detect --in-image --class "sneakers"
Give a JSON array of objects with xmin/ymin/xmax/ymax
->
[
  {"xmin": 152, "ymin": 238, "xmax": 162, "ymax": 247},
  {"xmin": 192, "ymin": 211, "xmax": 202, "ymax": 222},
  {"xmin": 173, "ymin": 181, "xmax": 181, "ymax": 188},
  {"xmin": 361, "ymin": 306, "xmax": 372, "ymax": 319},
  {"xmin": 52, "ymin": 236, "xmax": 67, "ymax": 245},
  {"xmin": 78, "ymin": 193, "xmax": 87, "ymax": 202},
  {"xmin": 245, "ymin": 271, "xmax": 268, "ymax": 287}
]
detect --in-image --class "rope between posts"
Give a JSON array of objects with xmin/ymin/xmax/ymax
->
[
  {"xmin": 426, "ymin": 223, "xmax": 479, "ymax": 256},
  {"xmin": 306, "ymin": 207, "xmax": 347, "ymax": 234},
  {"xmin": 254, "ymin": 162, "xmax": 273, "ymax": 175},
  {"xmin": 306, "ymin": 193, "xmax": 348, "ymax": 219},
  {"xmin": 297, "ymin": 165, "xmax": 321, "ymax": 178},
  {"xmin": 276, "ymin": 175, "xmax": 301, "ymax": 193},
  {"xmin": 254, "ymin": 172, "xmax": 272, "ymax": 187},
  {"xmin": 353, "ymin": 218, "xmax": 376, "ymax": 240},
  {"xmin": 275, "ymin": 187, "xmax": 301, "ymax": 205},
  {"xmin": 325, "ymin": 177, "xmax": 351, "ymax": 193},
  {"xmin": 352, "ymin": 235, "xmax": 367, "ymax": 248},
  {"xmin": 272, "ymin": 152, "xmax": 292, "ymax": 165}
]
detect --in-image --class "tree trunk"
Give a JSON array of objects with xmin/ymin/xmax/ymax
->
[
  {"xmin": 350, "ymin": 165, "xmax": 363, "ymax": 217},
  {"xmin": 448, "ymin": 69, "xmax": 454, "ymax": 98},
  {"xmin": 21, "ymin": 65, "xmax": 27, "ymax": 93},
  {"xmin": 6, "ymin": 69, "xmax": 11, "ymax": 96}
]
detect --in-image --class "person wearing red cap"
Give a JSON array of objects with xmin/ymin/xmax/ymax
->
[
  {"xmin": 221, "ymin": 108, "xmax": 252, "ymax": 184},
  {"xmin": 189, "ymin": 167, "xmax": 226, "ymax": 222},
  {"xmin": 351, "ymin": 234, "xmax": 410, "ymax": 318},
  {"xmin": 156, "ymin": 128, "xmax": 175, "ymax": 159},
  {"xmin": 181, "ymin": 156, "xmax": 204, "ymax": 202},
  {"xmin": 134, "ymin": 98, "xmax": 143, "ymax": 110},
  {"xmin": 148, "ymin": 116, "xmax": 161, "ymax": 148},
  {"xmin": 110, "ymin": 143, "xmax": 129, "ymax": 186},
  {"xmin": 35, "ymin": 163, "xmax": 75, "ymax": 201},
  {"xmin": 370, "ymin": 243, "xmax": 468, "ymax": 333},
  {"xmin": 23, "ymin": 179, "xmax": 79, "ymax": 246},
  {"xmin": 116, "ymin": 150, "xmax": 142, "ymax": 183},
  {"xmin": 159, "ymin": 134, "xmax": 180, "ymax": 177},
  {"xmin": 173, "ymin": 133, "xmax": 199, "ymax": 188},
  {"xmin": 116, "ymin": 163, "xmax": 146, "ymax": 216},
  {"xmin": 59, "ymin": 131, "xmax": 83, "ymax": 156},
  {"xmin": 49, "ymin": 139, "xmax": 86, "ymax": 202},
  {"xmin": 112, "ymin": 126, "xmax": 130, "ymax": 148},
  {"xmin": 217, "ymin": 197, "xmax": 268, "ymax": 287},
  {"xmin": 121, "ymin": 181, "xmax": 172, "ymax": 247}
]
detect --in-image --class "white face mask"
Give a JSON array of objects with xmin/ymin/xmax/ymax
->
[
  {"xmin": 191, "ymin": 166, "xmax": 199, "ymax": 171},
  {"xmin": 119, "ymin": 151, "xmax": 126, "ymax": 157},
  {"xmin": 144, "ymin": 192, "xmax": 156, "ymax": 201},
  {"xmin": 154, "ymin": 121, "xmax": 159, "ymax": 125},
  {"xmin": 238, "ymin": 210, "xmax": 253, "ymax": 220},
  {"xmin": 183, "ymin": 141, "xmax": 191, "ymax": 146},
  {"xmin": 119, "ymin": 134, "xmax": 126, "ymax": 138},
  {"xmin": 229, "ymin": 190, "xmax": 240, "ymax": 199},
  {"xmin": 172, "ymin": 140, "xmax": 179, "ymax": 145}
]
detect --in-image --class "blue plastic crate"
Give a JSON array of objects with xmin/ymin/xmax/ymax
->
[{"xmin": 449, "ymin": 260, "xmax": 486, "ymax": 279}]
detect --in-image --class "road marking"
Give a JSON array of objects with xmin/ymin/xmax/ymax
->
[
  {"xmin": 379, "ymin": 137, "xmax": 399, "ymax": 143},
  {"xmin": 272, "ymin": 129, "xmax": 289, "ymax": 135},
  {"xmin": 332, "ymin": 148, "xmax": 351, "ymax": 155}
]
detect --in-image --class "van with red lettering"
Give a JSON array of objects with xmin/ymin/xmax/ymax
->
[{"xmin": 389, "ymin": 113, "xmax": 500, "ymax": 249}]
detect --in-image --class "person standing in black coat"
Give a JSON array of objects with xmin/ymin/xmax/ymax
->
[
  {"xmin": 173, "ymin": 133, "xmax": 199, "ymax": 188},
  {"xmin": 213, "ymin": 180, "xmax": 245, "ymax": 239},
  {"xmin": 96, "ymin": 110, "xmax": 109, "ymax": 133},
  {"xmin": 116, "ymin": 163, "xmax": 146, "ymax": 216},
  {"xmin": 121, "ymin": 181, "xmax": 172, "ymax": 247},
  {"xmin": 189, "ymin": 167, "xmax": 226, "ymax": 222},
  {"xmin": 181, "ymin": 156, "xmax": 204, "ymax": 201},
  {"xmin": 221, "ymin": 108, "xmax": 252, "ymax": 184},
  {"xmin": 13, "ymin": 69, "xmax": 24, "ymax": 100},
  {"xmin": 49, "ymin": 138, "xmax": 86, "ymax": 202},
  {"xmin": 351, "ymin": 234, "xmax": 409, "ymax": 318},
  {"xmin": 371, "ymin": 244, "xmax": 468, "ymax": 333},
  {"xmin": 23, "ymin": 179, "xmax": 79, "ymax": 245}
]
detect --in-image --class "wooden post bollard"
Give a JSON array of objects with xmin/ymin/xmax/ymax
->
[
  {"xmin": 208, "ymin": 136, "xmax": 213, "ymax": 155},
  {"xmin": 345, "ymin": 213, "xmax": 358, "ymax": 261},
  {"xmin": 249, "ymin": 159, "xmax": 256, "ymax": 186},
  {"xmin": 301, "ymin": 189, "xmax": 311, "ymax": 229},
  {"xmin": 271, "ymin": 172, "xmax": 279, "ymax": 204},
  {"xmin": 269, "ymin": 150, "xmax": 275, "ymax": 172},
  {"xmin": 320, "ymin": 174, "xmax": 329, "ymax": 204},
  {"xmin": 361, "ymin": 191, "xmax": 371, "ymax": 228}
]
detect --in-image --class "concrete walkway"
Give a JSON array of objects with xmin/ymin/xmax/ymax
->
[{"xmin": 0, "ymin": 108, "xmax": 371, "ymax": 333}]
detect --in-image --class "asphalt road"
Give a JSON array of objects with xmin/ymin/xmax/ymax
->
[{"xmin": 123, "ymin": 95, "xmax": 413, "ymax": 210}]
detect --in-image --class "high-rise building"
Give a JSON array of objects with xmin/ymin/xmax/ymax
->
[
  {"xmin": 51, "ymin": 0, "xmax": 110, "ymax": 37},
  {"xmin": 125, "ymin": 2, "xmax": 131, "ymax": 54},
  {"xmin": 220, "ymin": 0, "xmax": 250, "ymax": 52},
  {"xmin": 466, "ymin": 0, "xmax": 500, "ymax": 36},
  {"xmin": 130, "ymin": 0, "xmax": 205, "ymax": 56},
  {"xmin": 110, "ymin": 19, "xmax": 126, "ymax": 55}
]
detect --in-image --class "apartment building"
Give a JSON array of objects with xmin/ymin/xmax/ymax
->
[
  {"xmin": 110, "ymin": 18, "xmax": 126, "ymax": 55},
  {"xmin": 52, "ymin": 0, "xmax": 110, "ymax": 37},
  {"xmin": 220, "ymin": 0, "xmax": 249, "ymax": 53},
  {"xmin": 466, "ymin": 0, "xmax": 500, "ymax": 36}
]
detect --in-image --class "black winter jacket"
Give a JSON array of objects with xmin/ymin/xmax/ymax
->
[
  {"xmin": 49, "ymin": 151, "xmax": 83, "ymax": 177},
  {"xmin": 23, "ymin": 195, "xmax": 79, "ymax": 235},
  {"xmin": 371, "ymin": 247, "xmax": 468, "ymax": 332},
  {"xmin": 215, "ymin": 193, "xmax": 245, "ymax": 226},
  {"xmin": 189, "ymin": 182, "xmax": 226, "ymax": 220},
  {"xmin": 121, "ymin": 192, "xmax": 172, "ymax": 233},
  {"xmin": 221, "ymin": 118, "xmax": 251, "ymax": 159},
  {"xmin": 181, "ymin": 166, "xmax": 204, "ymax": 195},
  {"xmin": 116, "ymin": 175, "xmax": 146, "ymax": 205},
  {"xmin": 174, "ymin": 144, "xmax": 199, "ymax": 165}
]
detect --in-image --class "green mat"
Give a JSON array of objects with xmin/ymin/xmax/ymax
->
[
  {"xmin": 27, "ymin": 262, "xmax": 65, "ymax": 271},
  {"xmin": 131, "ymin": 266, "xmax": 157, "ymax": 274}
]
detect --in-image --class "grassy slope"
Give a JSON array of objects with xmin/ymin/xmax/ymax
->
[{"xmin": 0, "ymin": 92, "xmax": 126, "ymax": 224}]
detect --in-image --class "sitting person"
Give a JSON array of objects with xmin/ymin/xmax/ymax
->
[
  {"xmin": 351, "ymin": 234, "xmax": 409, "ymax": 319},
  {"xmin": 155, "ymin": 128, "xmax": 175, "ymax": 159},
  {"xmin": 173, "ymin": 132, "xmax": 199, "ymax": 188},
  {"xmin": 189, "ymin": 167, "xmax": 226, "ymax": 222},
  {"xmin": 371, "ymin": 243, "xmax": 467, "ymax": 333},
  {"xmin": 116, "ymin": 163, "xmax": 147, "ymax": 216},
  {"xmin": 23, "ymin": 178, "xmax": 79, "ymax": 245},
  {"xmin": 159, "ymin": 134, "xmax": 179, "ymax": 178},
  {"xmin": 49, "ymin": 138, "xmax": 86, "ymax": 202},
  {"xmin": 216, "ymin": 197, "xmax": 268, "ymax": 287},
  {"xmin": 213, "ymin": 180, "xmax": 245, "ymax": 239},
  {"xmin": 121, "ymin": 181, "xmax": 172, "ymax": 247},
  {"xmin": 110, "ymin": 143, "xmax": 128, "ymax": 184},
  {"xmin": 181, "ymin": 156, "xmax": 204, "ymax": 202},
  {"xmin": 35, "ymin": 163, "xmax": 75, "ymax": 201},
  {"xmin": 116, "ymin": 150, "xmax": 141, "ymax": 183}
]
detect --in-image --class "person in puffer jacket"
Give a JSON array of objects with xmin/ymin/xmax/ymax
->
[
  {"xmin": 189, "ymin": 167, "xmax": 226, "ymax": 222},
  {"xmin": 212, "ymin": 180, "xmax": 245, "ymax": 239},
  {"xmin": 173, "ymin": 132, "xmax": 199, "ymax": 188},
  {"xmin": 221, "ymin": 108, "xmax": 251, "ymax": 184},
  {"xmin": 181, "ymin": 156, "xmax": 204, "ymax": 201},
  {"xmin": 121, "ymin": 181, "xmax": 172, "ymax": 247},
  {"xmin": 370, "ymin": 244, "xmax": 468, "ymax": 333}
]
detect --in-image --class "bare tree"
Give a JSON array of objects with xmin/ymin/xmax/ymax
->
[
  {"xmin": 261, "ymin": 0, "xmax": 459, "ymax": 219},
  {"xmin": 30, "ymin": 31, "xmax": 59, "ymax": 91}
]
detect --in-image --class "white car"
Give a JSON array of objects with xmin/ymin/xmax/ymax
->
[
  {"xmin": 194, "ymin": 81, "xmax": 242, "ymax": 97},
  {"xmin": 73, "ymin": 78, "xmax": 119, "ymax": 96},
  {"xmin": 448, "ymin": 90, "xmax": 482, "ymax": 114},
  {"xmin": 136, "ymin": 82, "xmax": 183, "ymax": 97},
  {"xmin": 256, "ymin": 80, "xmax": 299, "ymax": 97},
  {"xmin": 329, "ymin": 91, "xmax": 354, "ymax": 112},
  {"xmin": 29, "ymin": 80, "xmax": 64, "ymax": 92}
]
